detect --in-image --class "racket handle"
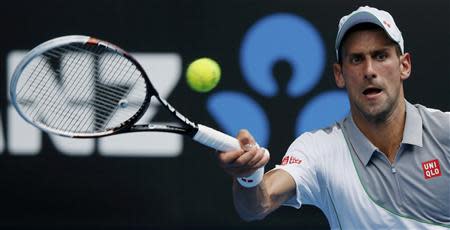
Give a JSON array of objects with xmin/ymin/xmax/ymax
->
[
  {"xmin": 193, "ymin": 124, "xmax": 240, "ymax": 151},
  {"xmin": 193, "ymin": 124, "xmax": 268, "ymax": 188}
]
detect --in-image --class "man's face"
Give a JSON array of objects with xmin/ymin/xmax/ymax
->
[{"xmin": 333, "ymin": 29, "xmax": 411, "ymax": 123}]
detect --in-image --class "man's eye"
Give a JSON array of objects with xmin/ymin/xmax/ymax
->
[
  {"xmin": 376, "ymin": 53, "xmax": 387, "ymax": 60},
  {"xmin": 350, "ymin": 56, "xmax": 362, "ymax": 64}
]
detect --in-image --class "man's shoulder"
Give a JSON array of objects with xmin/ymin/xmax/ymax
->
[
  {"xmin": 414, "ymin": 104, "xmax": 450, "ymax": 130},
  {"xmin": 300, "ymin": 123, "xmax": 343, "ymax": 139},
  {"xmin": 414, "ymin": 103, "xmax": 450, "ymax": 147},
  {"xmin": 288, "ymin": 123, "xmax": 347, "ymax": 155},
  {"xmin": 414, "ymin": 104, "xmax": 449, "ymax": 120}
]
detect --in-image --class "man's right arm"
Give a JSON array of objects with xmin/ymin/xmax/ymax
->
[
  {"xmin": 232, "ymin": 168, "xmax": 296, "ymax": 221},
  {"xmin": 216, "ymin": 130, "xmax": 296, "ymax": 221}
]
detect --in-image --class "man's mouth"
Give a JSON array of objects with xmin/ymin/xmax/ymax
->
[{"xmin": 363, "ymin": 87, "xmax": 382, "ymax": 96}]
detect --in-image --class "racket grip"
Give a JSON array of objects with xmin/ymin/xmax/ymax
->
[
  {"xmin": 193, "ymin": 124, "xmax": 268, "ymax": 188},
  {"xmin": 193, "ymin": 124, "xmax": 240, "ymax": 151}
]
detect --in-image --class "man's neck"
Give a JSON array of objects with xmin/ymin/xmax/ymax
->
[{"xmin": 352, "ymin": 100, "xmax": 406, "ymax": 163}]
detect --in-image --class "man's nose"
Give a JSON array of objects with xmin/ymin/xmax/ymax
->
[{"xmin": 363, "ymin": 58, "xmax": 377, "ymax": 79}]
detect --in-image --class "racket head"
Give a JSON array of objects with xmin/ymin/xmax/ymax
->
[{"xmin": 10, "ymin": 35, "xmax": 155, "ymax": 138}]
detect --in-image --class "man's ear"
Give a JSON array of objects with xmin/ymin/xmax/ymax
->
[
  {"xmin": 333, "ymin": 63, "xmax": 345, "ymax": 88},
  {"xmin": 400, "ymin": 52, "xmax": 412, "ymax": 81}
]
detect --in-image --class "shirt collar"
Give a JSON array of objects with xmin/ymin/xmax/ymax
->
[
  {"xmin": 342, "ymin": 100, "xmax": 423, "ymax": 166},
  {"xmin": 402, "ymin": 101, "xmax": 423, "ymax": 147},
  {"xmin": 343, "ymin": 115, "xmax": 377, "ymax": 166}
]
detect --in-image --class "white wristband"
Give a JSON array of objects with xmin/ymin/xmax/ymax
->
[
  {"xmin": 236, "ymin": 148, "xmax": 269, "ymax": 188},
  {"xmin": 237, "ymin": 166, "xmax": 265, "ymax": 188}
]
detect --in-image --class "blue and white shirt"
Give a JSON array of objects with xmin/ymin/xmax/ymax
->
[{"xmin": 276, "ymin": 102, "xmax": 450, "ymax": 229}]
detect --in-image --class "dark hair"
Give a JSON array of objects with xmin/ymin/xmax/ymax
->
[{"xmin": 337, "ymin": 23, "xmax": 402, "ymax": 64}]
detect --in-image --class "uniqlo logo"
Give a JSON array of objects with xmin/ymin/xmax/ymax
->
[
  {"xmin": 421, "ymin": 159, "xmax": 442, "ymax": 180},
  {"xmin": 281, "ymin": 156, "xmax": 302, "ymax": 165}
]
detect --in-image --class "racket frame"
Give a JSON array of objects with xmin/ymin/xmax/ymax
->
[{"xmin": 10, "ymin": 35, "xmax": 197, "ymax": 138}]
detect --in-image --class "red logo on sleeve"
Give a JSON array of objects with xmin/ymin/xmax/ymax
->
[
  {"xmin": 421, "ymin": 159, "xmax": 442, "ymax": 180},
  {"xmin": 281, "ymin": 156, "xmax": 302, "ymax": 165}
]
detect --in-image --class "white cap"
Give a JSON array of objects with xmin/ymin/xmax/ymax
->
[{"xmin": 335, "ymin": 6, "xmax": 404, "ymax": 61}]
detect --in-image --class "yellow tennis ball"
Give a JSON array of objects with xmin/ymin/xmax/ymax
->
[{"xmin": 186, "ymin": 58, "xmax": 221, "ymax": 93}]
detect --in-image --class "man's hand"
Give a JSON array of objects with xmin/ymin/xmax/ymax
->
[
  {"xmin": 216, "ymin": 129, "xmax": 270, "ymax": 178},
  {"xmin": 215, "ymin": 131, "xmax": 295, "ymax": 221}
]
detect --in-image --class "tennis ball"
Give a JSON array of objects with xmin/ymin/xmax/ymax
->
[{"xmin": 186, "ymin": 58, "xmax": 221, "ymax": 93}]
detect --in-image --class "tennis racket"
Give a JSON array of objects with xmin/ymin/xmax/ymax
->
[{"xmin": 9, "ymin": 35, "xmax": 267, "ymax": 188}]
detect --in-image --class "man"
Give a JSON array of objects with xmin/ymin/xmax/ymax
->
[{"xmin": 216, "ymin": 6, "xmax": 450, "ymax": 229}]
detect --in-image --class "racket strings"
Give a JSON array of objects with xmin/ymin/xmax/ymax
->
[
  {"xmin": 49, "ymin": 54, "xmax": 141, "ymax": 132},
  {"xmin": 16, "ymin": 53, "xmax": 53, "ymax": 101},
  {"xmin": 23, "ymin": 45, "xmax": 109, "ymax": 131},
  {"xmin": 68, "ymin": 45, "xmax": 148, "ymax": 132},
  {"xmin": 22, "ymin": 49, "xmax": 140, "ymax": 120},
  {"xmin": 75, "ymin": 51, "xmax": 147, "ymax": 132},
  {"xmin": 42, "ymin": 48, "xmax": 143, "ymax": 132},
  {"xmin": 15, "ymin": 42, "xmax": 148, "ymax": 134},
  {"xmin": 23, "ymin": 46, "xmax": 136, "ymax": 107},
  {"xmin": 32, "ymin": 46, "xmax": 102, "ymax": 130},
  {"xmin": 20, "ymin": 47, "xmax": 90, "ymax": 129},
  {"xmin": 52, "ymin": 45, "xmax": 144, "ymax": 132},
  {"xmin": 46, "ymin": 45, "xmax": 130, "ymax": 131},
  {"xmin": 19, "ymin": 47, "xmax": 147, "ymax": 105},
  {"xmin": 77, "ymin": 51, "xmax": 141, "ymax": 132}
]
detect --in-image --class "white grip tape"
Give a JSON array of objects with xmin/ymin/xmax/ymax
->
[
  {"xmin": 193, "ymin": 124, "xmax": 269, "ymax": 188},
  {"xmin": 193, "ymin": 124, "xmax": 240, "ymax": 151}
]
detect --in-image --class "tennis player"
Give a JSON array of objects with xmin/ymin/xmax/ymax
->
[{"xmin": 216, "ymin": 6, "xmax": 449, "ymax": 229}]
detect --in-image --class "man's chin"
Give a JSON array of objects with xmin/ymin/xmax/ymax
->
[
  {"xmin": 354, "ymin": 102, "xmax": 390, "ymax": 123},
  {"xmin": 362, "ymin": 104, "xmax": 393, "ymax": 123}
]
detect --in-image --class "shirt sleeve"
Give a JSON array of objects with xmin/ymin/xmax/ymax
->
[
  {"xmin": 274, "ymin": 132, "xmax": 325, "ymax": 209},
  {"xmin": 421, "ymin": 106, "xmax": 450, "ymax": 160}
]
